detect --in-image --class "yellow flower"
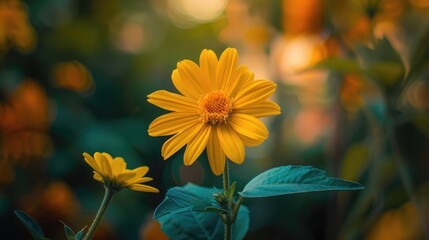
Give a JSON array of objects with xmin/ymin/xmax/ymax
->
[
  {"xmin": 83, "ymin": 152, "xmax": 159, "ymax": 193},
  {"xmin": 148, "ymin": 48, "xmax": 280, "ymax": 175}
]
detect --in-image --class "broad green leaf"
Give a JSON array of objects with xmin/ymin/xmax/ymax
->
[
  {"xmin": 308, "ymin": 58, "xmax": 362, "ymax": 74},
  {"xmin": 239, "ymin": 166, "xmax": 364, "ymax": 198},
  {"xmin": 356, "ymin": 37, "xmax": 405, "ymax": 87},
  {"xmin": 357, "ymin": 37, "xmax": 402, "ymax": 63},
  {"xmin": 60, "ymin": 221, "xmax": 76, "ymax": 240},
  {"xmin": 14, "ymin": 210, "xmax": 48, "ymax": 240},
  {"xmin": 155, "ymin": 183, "xmax": 250, "ymax": 240},
  {"xmin": 231, "ymin": 205, "xmax": 249, "ymax": 240},
  {"xmin": 75, "ymin": 227, "xmax": 86, "ymax": 240},
  {"xmin": 154, "ymin": 184, "xmax": 226, "ymax": 219},
  {"xmin": 158, "ymin": 206, "xmax": 249, "ymax": 240}
]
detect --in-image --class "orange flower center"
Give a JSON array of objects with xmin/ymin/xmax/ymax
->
[{"xmin": 198, "ymin": 90, "xmax": 232, "ymax": 125}]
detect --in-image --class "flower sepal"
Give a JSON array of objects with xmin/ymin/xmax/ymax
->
[{"xmin": 102, "ymin": 178, "xmax": 124, "ymax": 193}]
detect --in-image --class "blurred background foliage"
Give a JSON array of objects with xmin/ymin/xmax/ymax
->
[{"xmin": 1, "ymin": 0, "xmax": 429, "ymax": 239}]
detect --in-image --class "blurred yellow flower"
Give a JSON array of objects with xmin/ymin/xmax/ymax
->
[
  {"xmin": 148, "ymin": 48, "xmax": 280, "ymax": 175},
  {"xmin": 83, "ymin": 152, "xmax": 159, "ymax": 193}
]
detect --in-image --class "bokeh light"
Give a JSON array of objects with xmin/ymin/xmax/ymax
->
[
  {"xmin": 167, "ymin": 0, "xmax": 227, "ymax": 28},
  {"xmin": 2, "ymin": 0, "xmax": 429, "ymax": 239}
]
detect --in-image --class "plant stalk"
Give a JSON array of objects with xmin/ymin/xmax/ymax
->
[
  {"xmin": 223, "ymin": 160, "xmax": 231, "ymax": 240},
  {"xmin": 84, "ymin": 186, "xmax": 115, "ymax": 240}
]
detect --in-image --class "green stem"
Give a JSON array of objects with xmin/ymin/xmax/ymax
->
[
  {"xmin": 84, "ymin": 186, "xmax": 115, "ymax": 240},
  {"xmin": 223, "ymin": 160, "xmax": 231, "ymax": 240},
  {"xmin": 223, "ymin": 160, "xmax": 230, "ymax": 194},
  {"xmin": 231, "ymin": 196, "xmax": 244, "ymax": 223},
  {"xmin": 388, "ymin": 118, "xmax": 429, "ymax": 238}
]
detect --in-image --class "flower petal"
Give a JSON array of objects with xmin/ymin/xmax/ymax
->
[
  {"xmin": 148, "ymin": 112, "xmax": 199, "ymax": 136},
  {"xmin": 176, "ymin": 60, "xmax": 205, "ymax": 99},
  {"xmin": 148, "ymin": 90, "xmax": 197, "ymax": 112},
  {"xmin": 93, "ymin": 171, "xmax": 103, "ymax": 182},
  {"xmin": 238, "ymin": 132, "xmax": 265, "ymax": 146},
  {"xmin": 116, "ymin": 170, "xmax": 138, "ymax": 185},
  {"xmin": 233, "ymin": 80, "xmax": 277, "ymax": 108},
  {"xmin": 98, "ymin": 152, "xmax": 113, "ymax": 179},
  {"xmin": 217, "ymin": 124, "xmax": 245, "ymax": 164},
  {"xmin": 199, "ymin": 49, "xmax": 218, "ymax": 91},
  {"xmin": 83, "ymin": 152, "xmax": 102, "ymax": 173},
  {"xmin": 129, "ymin": 184, "xmax": 160, "ymax": 193},
  {"xmin": 111, "ymin": 156, "xmax": 126, "ymax": 177},
  {"xmin": 217, "ymin": 48, "xmax": 238, "ymax": 91},
  {"xmin": 184, "ymin": 125, "xmax": 211, "ymax": 166},
  {"xmin": 132, "ymin": 166, "xmax": 149, "ymax": 178},
  {"xmin": 128, "ymin": 177, "xmax": 153, "ymax": 185},
  {"xmin": 171, "ymin": 68, "xmax": 201, "ymax": 100},
  {"xmin": 161, "ymin": 122, "xmax": 204, "ymax": 160},
  {"xmin": 225, "ymin": 65, "xmax": 253, "ymax": 97},
  {"xmin": 207, "ymin": 128, "xmax": 225, "ymax": 176},
  {"xmin": 234, "ymin": 101, "xmax": 281, "ymax": 118},
  {"xmin": 229, "ymin": 114, "xmax": 269, "ymax": 146}
]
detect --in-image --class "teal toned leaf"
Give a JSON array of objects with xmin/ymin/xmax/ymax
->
[
  {"xmin": 239, "ymin": 166, "xmax": 364, "ymax": 198},
  {"xmin": 14, "ymin": 210, "xmax": 48, "ymax": 240},
  {"xmin": 60, "ymin": 221, "xmax": 76, "ymax": 240},
  {"xmin": 158, "ymin": 204, "xmax": 249, "ymax": 240},
  {"xmin": 231, "ymin": 205, "xmax": 249, "ymax": 240},
  {"xmin": 155, "ymin": 183, "xmax": 250, "ymax": 240},
  {"xmin": 154, "ymin": 184, "xmax": 226, "ymax": 219},
  {"xmin": 75, "ymin": 227, "xmax": 86, "ymax": 240}
]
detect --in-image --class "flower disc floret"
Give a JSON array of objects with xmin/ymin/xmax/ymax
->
[{"xmin": 198, "ymin": 90, "xmax": 232, "ymax": 125}]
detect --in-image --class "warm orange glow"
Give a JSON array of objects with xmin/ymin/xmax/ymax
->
[
  {"xmin": 282, "ymin": 0, "xmax": 324, "ymax": 34},
  {"xmin": 167, "ymin": 0, "xmax": 227, "ymax": 28},
  {"xmin": 409, "ymin": 0, "xmax": 429, "ymax": 8},
  {"xmin": 41, "ymin": 181, "xmax": 80, "ymax": 220},
  {"xmin": 340, "ymin": 74, "xmax": 365, "ymax": 112},
  {"xmin": 270, "ymin": 34, "xmax": 328, "ymax": 86},
  {"xmin": 0, "ymin": 0, "xmax": 36, "ymax": 52},
  {"xmin": 53, "ymin": 61, "xmax": 94, "ymax": 94},
  {"xmin": 293, "ymin": 108, "xmax": 330, "ymax": 144},
  {"xmin": 0, "ymin": 79, "xmax": 52, "ymax": 169},
  {"xmin": 116, "ymin": 21, "xmax": 145, "ymax": 53},
  {"xmin": 407, "ymin": 80, "xmax": 429, "ymax": 110},
  {"xmin": 140, "ymin": 217, "xmax": 169, "ymax": 240},
  {"xmin": 366, "ymin": 202, "xmax": 423, "ymax": 240}
]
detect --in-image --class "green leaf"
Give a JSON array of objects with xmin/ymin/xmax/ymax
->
[
  {"xmin": 75, "ymin": 227, "xmax": 86, "ymax": 240},
  {"xmin": 407, "ymin": 22, "xmax": 429, "ymax": 80},
  {"xmin": 308, "ymin": 58, "xmax": 363, "ymax": 74},
  {"xmin": 159, "ymin": 205, "xmax": 249, "ymax": 240},
  {"xmin": 227, "ymin": 182, "xmax": 236, "ymax": 201},
  {"xmin": 356, "ymin": 37, "xmax": 405, "ymax": 87},
  {"xmin": 231, "ymin": 205, "xmax": 249, "ymax": 240},
  {"xmin": 60, "ymin": 221, "xmax": 76, "ymax": 240},
  {"xmin": 239, "ymin": 166, "xmax": 364, "ymax": 198},
  {"xmin": 14, "ymin": 210, "xmax": 48, "ymax": 240},
  {"xmin": 154, "ymin": 184, "xmax": 226, "ymax": 219},
  {"xmin": 155, "ymin": 183, "xmax": 250, "ymax": 240}
]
